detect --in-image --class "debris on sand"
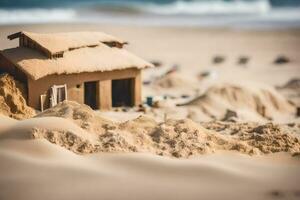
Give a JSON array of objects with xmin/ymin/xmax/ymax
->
[
  {"xmin": 31, "ymin": 101, "xmax": 300, "ymax": 158},
  {"xmin": 150, "ymin": 60, "xmax": 163, "ymax": 68},
  {"xmin": 198, "ymin": 71, "xmax": 211, "ymax": 79},
  {"xmin": 222, "ymin": 109, "xmax": 238, "ymax": 122},
  {"xmin": 0, "ymin": 74, "xmax": 35, "ymax": 119},
  {"xmin": 274, "ymin": 55, "xmax": 290, "ymax": 65},
  {"xmin": 237, "ymin": 56, "xmax": 250, "ymax": 65},
  {"xmin": 212, "ymin": 55, "xmax": 225, "ymax": 64}
]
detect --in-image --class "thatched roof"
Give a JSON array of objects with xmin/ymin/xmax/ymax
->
[
  {"xmin": 1, "ymin": 43, "xmax": 153, "ymax": 80},
  {"xmin": 8, "ymin": 31, "xmax": 127, "ymax": 57}
]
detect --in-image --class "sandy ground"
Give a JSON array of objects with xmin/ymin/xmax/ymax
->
[
  {"xmin": 0, "ymin": 113, "xmax": 300, "ymax": 200},
  {"xmin": 0, "ymin": 23, "xmax": 300, "ymax": 200}
]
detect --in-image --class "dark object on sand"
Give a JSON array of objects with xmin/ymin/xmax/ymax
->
[
  {"xmin": 274, "ymin": 55, "xmax": 290, "ymax": 65},
  {"xmin": 237, "ymin": 56, "xmax": 249, "ymax": 65},
  {"xmin": 146, "ymin": 96, "xmax": 153, "ymax": 107},
  {"xmin": 137, "ymin": 104, "xmax": 149, "ymax": 113},
  {"xmin": 181, "ymin": 94, "xmax": 190, "ymax": 99},
  {"xmin": 269, "ymin": 190, "xmax": 285, "ymax": 198},
  {"xmin": 296, "ymin": 107, "xmax": 300, "ymax": 117},
  {"xmin": 212, "ymin": 55, "xmax": 225, "ymax": 64},
  {"xmin": 122, "ymin": 107, "xmax": 130, "ymax": 112},
  {"xmin": 143, "ymin": 80, "xmax": 151, "ymax": 85},
  {"xmin": 198, "ymin": 71, "xmax": 210, "ymax": 78},
  {"xmin": 222, "ymin": 109, "xmax": 238, "ymax": 122},
  {"xmin": 151, "ymin": 60, "xmax": 162, "ymax": 67}
]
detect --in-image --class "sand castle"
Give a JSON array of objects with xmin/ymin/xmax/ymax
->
[{"xmin": 0, "ymin": 31, "xmax": 153, "ymax": 111}]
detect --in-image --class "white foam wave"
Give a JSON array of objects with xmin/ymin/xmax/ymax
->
[
  {"xmin": 0, "ymin": 1, "xmax": 299, "ymax": 29},
  {"xmin": 0, "ymin": 9, "xmax": 77, "ymax": 24},
  {"xmin": 141, "ymin": 0, "xmax": 272, "ymax": 15}
]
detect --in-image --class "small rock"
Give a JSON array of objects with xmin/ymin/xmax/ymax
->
[
  {"xmin": 274, "ymin": 55, "xmax": 290, "ymax": 65},
  {"xmin": 237, "ymin": 56, "xmax": 250, "ymax": 65},
  {"xmin": 151, "ymin": 60, "xmax": 163, "ymax": 67},
  {"xmin": 212, "ymin": 55, "xmax": 225, "ymax": 64},
  {"xmin": 222, "ymin": 109, "xmax": 238, "ymax": 122}
]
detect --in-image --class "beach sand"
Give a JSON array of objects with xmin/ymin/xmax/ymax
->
[
  {"xmin": 0, "ymin": 113, "xmax": 300, "ymax": 200},
  {"xmin": 0, "ymin": 23, "xmax": 300, "ymax": 200}
]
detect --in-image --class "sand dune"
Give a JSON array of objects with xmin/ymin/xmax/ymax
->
[
  {"xmin": 1, "ymin": 137, "xmax": 300, "ymax": 200},
  {"xmin": 1, "ymin": 101, "xmax": 298, "ymax": 158},
  {"xmin": 154, "ymin": 72, "xmax": 198, "ymax": 90},
  {"xmin": 277, "ymin": 78, "xmax": 300, "ymax": 107},
  {"xmin": 181, "ymin": 82, "xmax": 296, "ymax": 122}
]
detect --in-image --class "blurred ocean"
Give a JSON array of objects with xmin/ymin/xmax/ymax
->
[{"xmin": 1, "ymin": 0, "xmax": 300, "ymax": 28}]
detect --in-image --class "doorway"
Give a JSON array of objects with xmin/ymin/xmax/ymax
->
[
  {"xmin": 84, "ymin": 81, "xmax": 98, "ymax": 109},
  {"xmin": 112, "ymin": 78, "xmax": 134, "ymax": 107}
]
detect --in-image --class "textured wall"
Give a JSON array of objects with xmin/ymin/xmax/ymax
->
[{"xmin": 27, "ymin": 68, "xmax": 141, "ymax": 110}]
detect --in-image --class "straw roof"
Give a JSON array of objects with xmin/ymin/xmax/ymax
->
[
  {"xmin": 8, "ymin": 31, "xmax": 127, "ymax": 56},
  {"xmin": 1, "ymin": 43, "xmax": 153, "ymax": 80}
]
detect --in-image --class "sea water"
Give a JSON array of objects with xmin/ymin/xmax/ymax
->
[{"xmin": 0, "ymin": 0, "xmax": 300, "ymax": 28}]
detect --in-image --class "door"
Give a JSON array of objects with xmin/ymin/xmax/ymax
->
[
  {"xmin": 112, "ymin": 78, "xmax": 134, "ymax": 107},
  {"xmin": 84, "ymin": 81, "xmax": 98, "ymax": 109}
]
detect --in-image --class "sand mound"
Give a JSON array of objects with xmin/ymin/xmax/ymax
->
[
  {"xmin": 280, "ymin": 78, "xmax": 300, "ymax": 90},
  {"xmin": 202, "ymin": 121, "xmax": 300, "ymax": 155},
  {"xmin": 36, "ymin": 100, "xmax": 114, "ymax": 133},
  {"xmin": 148, "ymin": 119, "xmax": 254, "ymax": 157},
  {"xmin": 185, "ymin": 83, "xmax": 295, "ymax": 121},
  {"xmin": 31, "ymin": 116, "xmax": 255, "ymax": 157},
  {"xmin": 0, "ymin": 74, "xmax": 35, "ymax": 120},
  {"xmin": 29, "ymin": 101, "xmax": 300, "ymax": 157},
  {"xmin": 277, "ymin": 78, "xmax": 300, "ymax": 107},
  {"xmin": 155, "ymin": 72, "xmax": 196, "ymax": 89},
  {"xmin": 32, "ymin": 128, "xmax": 98, "ymax": 154}
]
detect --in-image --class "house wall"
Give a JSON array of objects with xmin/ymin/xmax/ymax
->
[{"xmin": 27, "ymin": 68, "xmax": 142, "ymax": 110}]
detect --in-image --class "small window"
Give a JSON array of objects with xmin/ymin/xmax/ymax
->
[{"xmin": 76, "ymin": 84, "xmax": 81, "ymax": 89}]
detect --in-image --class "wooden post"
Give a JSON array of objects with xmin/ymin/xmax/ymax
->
[
  {"xmin": 19, "ymin": 36, "xmax": 23, "ymax": 46},
  {"xmin": 40, "ymin": 94, "xmax": 46, "ymax": 112},
  {"xmin": 133, "ymin": 70, "xmax": 142, "ymax": 106},
  {"xmin": 98, "ymin": 79, "xmax": 112, "ymax": 110}
]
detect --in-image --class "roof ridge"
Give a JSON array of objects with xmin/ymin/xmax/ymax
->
[{"xmin": 7, "ymin": 31, "xmax": 128, "ymax": 58}]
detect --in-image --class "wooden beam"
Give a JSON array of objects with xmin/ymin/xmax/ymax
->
[
  {"xmin": 133, "ymin": 70, "xmax": 142, "ymax": 106},
  {"xmin": 98, "ymin": 80, "xmax": 112, "ymax": 110},
  {"xmin": 7, "ymin": 32, "xmax": 22, "ymax": 40},
  {"xmin": 24, "ymin": 35, "xmax": 53, "ymax": 58},
  {"xmin": 19, "ymin": 35, "xmax": 24, "ymax": 46}
]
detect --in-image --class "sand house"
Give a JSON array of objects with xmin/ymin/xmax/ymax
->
[{"xmin": 0, "ymin": 31, "xmax": 153, "ymax": 111}]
